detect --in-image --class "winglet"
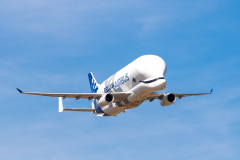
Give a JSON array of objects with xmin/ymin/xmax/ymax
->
[
  {"xmin": 59, "ymin": 97, "xmax": 63, "ymax": 113},
  {"xmin": 210, "ymin": 89, "xmax": 213, "ymax": 93},
  {"xmin": 16, "ymin": 88, "xmax": 23, "ymax": 93}
]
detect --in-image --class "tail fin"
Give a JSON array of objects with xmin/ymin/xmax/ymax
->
[{"xmin": 88, "ymin": 72, "xmax": 99, "ymax": 93}]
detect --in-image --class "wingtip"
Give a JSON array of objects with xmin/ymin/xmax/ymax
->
[
  {"xmin": 210, "ymin": 89, "xmax": 213, "ymax": 93},
  {"xmin": 16, "ymin": 88, "xmax": 23, "ymax": 93}
]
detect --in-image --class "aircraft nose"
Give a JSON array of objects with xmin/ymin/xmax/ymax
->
[{"xmin": 140, "ymin": 77, "xmax": 166, "ymax": 90}]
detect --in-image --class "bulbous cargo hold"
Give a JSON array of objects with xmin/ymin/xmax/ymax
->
[
  {"xmin": 132, "ymin": 55, "xmax": 167, "ymax": 80},
  {"xmin": 100, "ymin": 55, "xmax": 167, "ymax": 93}
]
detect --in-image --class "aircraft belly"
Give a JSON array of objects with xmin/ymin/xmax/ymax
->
[
  {"xmin": 123, "ymin": 101, "xmax": 142, "ymax": 109},
  {"xmin": 101, "ymin": 104, "xmax": 124, "ymax": 116},
  {"xmin": 101, "ymin": 101, "xmax": 142, "ymax": 116}
]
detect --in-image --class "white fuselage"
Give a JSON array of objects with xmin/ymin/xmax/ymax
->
[{"xmin": 93, "ymin": 55, "xmax": 167, "ymax": 116}]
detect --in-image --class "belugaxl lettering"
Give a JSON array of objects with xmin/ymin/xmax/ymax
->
[{"xmin": 104, "ymin": 73, "xmax": 129, "ymax": 93}]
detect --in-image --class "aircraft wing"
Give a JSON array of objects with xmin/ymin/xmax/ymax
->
[
  {"xmin": 16, "ymin": 88, "xmax": 131, "ymax": 102},
  {"xmin": 146, "ymin": 89, "xmax": 213, "ymax": 101}
]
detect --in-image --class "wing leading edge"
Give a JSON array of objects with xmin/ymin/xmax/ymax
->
[
  {"xmin": 16, "ymin": 88, "xmax": 131, "ymax": 102},
  {"xmin": 146, "ymin": 89, "xmax": 213, "ymax": 101}
]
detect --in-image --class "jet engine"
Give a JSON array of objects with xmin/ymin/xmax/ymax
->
[
  {"xmin": 97, "ymin": 93, "xmax": 114, "ymax": 107},
  {"xmin": 161, "ymin": 93, "xmax": 176, "ymax": 106}
]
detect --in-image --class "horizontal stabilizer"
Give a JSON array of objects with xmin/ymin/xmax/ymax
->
[
  {"xmin": 58, "ymin": 97, "xmax": 94, "ymax": 112},
  {"xmin": 63, "ymin": 108, "xmax": 95, "ymax": 112}
]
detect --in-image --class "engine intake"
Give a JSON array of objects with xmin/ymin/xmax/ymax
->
[
  {"xmin": 97, "ymin": 93, "xmax": 114, "ymax": 107},
  {"xmin": 161, "ymin": 93, "xmax": 176, "ymax": 106}
]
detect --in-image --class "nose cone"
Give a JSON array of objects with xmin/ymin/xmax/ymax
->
[{"xmin": 134, "ymin": 55, "xmax": 167, "ymax": 79}]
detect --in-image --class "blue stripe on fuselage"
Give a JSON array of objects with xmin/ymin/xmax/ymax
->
[{"xmin": 93, "ymin": 99, "xmax": 104, "ymax": 113}]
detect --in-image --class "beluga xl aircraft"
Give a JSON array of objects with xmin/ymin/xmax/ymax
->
[{"xmin": 17, "ymin": 55, "xmax": 212, "ymax": 116}]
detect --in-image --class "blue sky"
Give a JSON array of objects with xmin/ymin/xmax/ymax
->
[{"xmin": 0, "ymin": 0, "xmax": 240, "ymax": 159}]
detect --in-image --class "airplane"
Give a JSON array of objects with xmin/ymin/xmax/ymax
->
[{"xmin": 17, "ymin": 55, "xmax": 212, "ymax": 116}]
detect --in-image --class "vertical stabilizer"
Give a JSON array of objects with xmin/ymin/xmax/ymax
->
[{"xmin": 88, "ymin": 72, "xmax": 99, "ymax": 93}]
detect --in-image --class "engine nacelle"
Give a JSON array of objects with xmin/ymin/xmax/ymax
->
[
  {"xmin": 161, "ymin": 93, "xmax": 176, "ymax": 106},
  {"xmin": 97, "ymin": 93, "xmax": 114, "ymax": 107}
]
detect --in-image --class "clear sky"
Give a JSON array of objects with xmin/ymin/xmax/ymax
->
[{"xmin": 0, "ymin": 0, "xmax": 240, "ymax": 159}]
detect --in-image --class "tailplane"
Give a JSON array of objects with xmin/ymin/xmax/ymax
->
[{"xmin": 88, "ymin": 72, "xmax": 100, "ymax": 93}]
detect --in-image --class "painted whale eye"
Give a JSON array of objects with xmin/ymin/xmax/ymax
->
[
  {"xmin": 140, "ymin": 77, "xmax": 164, "ymax": 83},
  {"xmin": 133, "ymin": 78, "xmax": 136, "ymax": 82}
]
